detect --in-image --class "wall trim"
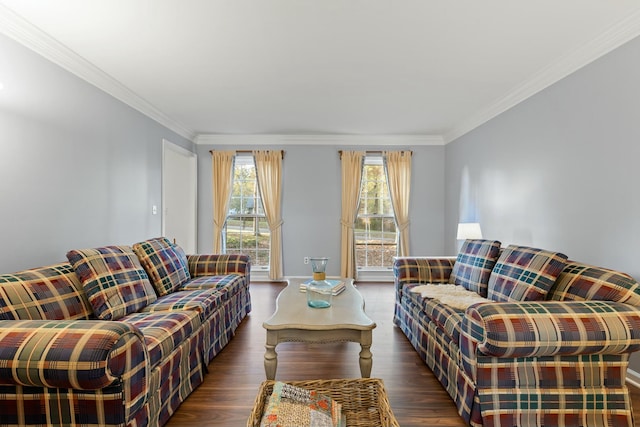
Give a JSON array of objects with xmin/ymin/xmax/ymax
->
[
  {"xmin": 3, "ymin": 3, "xmax": 640, "ymax": 145},
  {"xmin": 0, "ymin": 4, "xmax": 195, "ymax": 141},
  {"xmin": 444, "ymin": 9, "xmax": 640, "ymax": 144},
  {"xmin": 195, "ymin": 134, "xmax": 444, "ymax": 146}
]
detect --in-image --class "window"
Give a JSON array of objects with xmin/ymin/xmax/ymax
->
[
  {"xmin": 355, "ymin": 156, "xmax": 397, "ymax": 270},
  {"xmin": 224, "ymin": 155, "xmax": 270, "ymax": 268}
]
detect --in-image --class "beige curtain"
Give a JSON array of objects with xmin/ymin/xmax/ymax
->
[
  {"xmin": 340, "ymin": 151, "xmax": 364, "ymax": 279},
  {"xmin": 254, "ymin": 150, "xmax": 284, "ymax": 280},
  {"xmin": 211, "ymin": 151, "xmax": 235, "ymax": 253},
  {"xmin": 384, "ymin": 151, "xmax": 412, "ymax": 256}
]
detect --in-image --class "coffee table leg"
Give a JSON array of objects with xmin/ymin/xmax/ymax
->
[
  {"xmin": 359, "ymin": 330, "xmax": 373, "ymax": 378},
  {"xmin": 264, "ymin": 331, "xmax": 278, "ymax": 380}
]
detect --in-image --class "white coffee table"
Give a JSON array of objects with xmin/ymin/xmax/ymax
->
[{"xmin": 262, "ymin": 277, "xmax": 376, "ymax": 380}]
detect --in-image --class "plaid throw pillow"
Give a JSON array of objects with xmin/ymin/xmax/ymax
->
[
  {"xmin": 487, "ymin": 245, "xmax": 568, "ymax": 302},
  {"xmin": 448, "ymin": 239, "xmax": 501, "ymax": 297},
  {"xmin": 133, "ymin": 237, "xmax": 191, "ymax": 296},
  {"xmin": 547, "ymin": 262, "xmax": 640, "ymax": 305},
  {"xmin": 67, "ymin": 246, "xmax": 157, "ymax": 320}
]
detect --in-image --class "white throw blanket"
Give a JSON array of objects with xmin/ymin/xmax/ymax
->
[{"xmin": 409, "ymin": 284, "xmax": 489, "ymax": 311}]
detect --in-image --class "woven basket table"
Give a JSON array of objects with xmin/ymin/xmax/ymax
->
[{"xmin": 247, "ymin": 378, "xmax": 400, "ymax": 427}]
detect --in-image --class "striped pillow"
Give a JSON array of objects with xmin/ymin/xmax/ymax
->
[
  {"xmin": 448, "ymin": 239, "xmax": 501, "ymax": 297},
  {"xmin": 0, "ymin": 263, "xmax": 93, "ymax": 320},
  {"xmin": 487, "ymin": 245, "xmax": 568, "ymax": 302},
  {"xmin": 67, "ymin": 246, "xmax": 157, "ymax": 320},
  {"xmin": 133, "ymin": 237, "xmax": 190, "ymax": 296},
  {"xmin": 547, "ymin": 262, "xmax": 640, "ymax": 305}
]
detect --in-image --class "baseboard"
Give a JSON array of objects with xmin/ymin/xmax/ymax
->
[
  {"xmin": 627, "ymin": 368, "xmax": 640, "ymax": 389},
  {"xmin": 355, "ymin": 269, "xmax": 394, "ymax": 282}
]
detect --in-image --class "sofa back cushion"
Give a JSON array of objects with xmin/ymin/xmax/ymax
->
[
  {"xmin": 448, "ymin": 239, "xmax": 501, "ymax": 297},
  {"xmin": 67, "ymin": 246, "xmax": 157, "ymax": 320},
  {"xmin": 487, "ymin": 245, "xmax": 568, "ymax": 302},
  {"xmin": 132, "ymin": 237, "xmax": 191, "ymax": 296},
  {"xmin": 0, "ymin": 263, "xmax": 93, "ymax": 320},
  {"xmin": 547, "ymin": 262, "xmax": 640, "ymax": 305}
]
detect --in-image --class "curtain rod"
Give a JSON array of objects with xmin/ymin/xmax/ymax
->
[
  {"xmin": 209, "ymin": 149, "xmax": 285, "ymax": 159},
  {"xmin": 338, "ymin": 150, "xmax": 412, "ymax": 158}
]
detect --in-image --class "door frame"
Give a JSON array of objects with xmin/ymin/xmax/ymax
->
[{"xmin": 162, "ymin": 139, "xmax": 198, "ymax": 252}]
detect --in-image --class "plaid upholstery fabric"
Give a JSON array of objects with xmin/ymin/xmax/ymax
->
[
  {"xmin": 393, "ymin": 290, "xmax": 461, "ymax": 400},
  {"xmin": 121, "ymin": 310, "xmax": 201, "ymax": 370},
  {"xmin": 394, "ymin": 257, "xmax": 456, "ymax": 286},
  {"xmin": 404, "ymin": 283, "xmax": 465, "ymax": 343},
  {"xmin": 187, "ymin": 254, "xmax": 250, "ymax": 278},
  {"xmin": 0, "ymin": 248, "xmax": 252, "ymax": 427},
  {"xmin": 0, "ymin": 320, "xmax": 149, "ymax": 426},
  {"xmin": 67, "ymin": 246, "xmax": 158, "ymax": 320},
  {"xmin": 394, "ymin": 253, "xmax": 640, "ymax": 427},
  {"xmin": 179, "ymin": 274, "xmax": 246, "ymax": 302},
  {"xmin": 142, "ymin": 289, "xmax": 223, "ymax": 321},
  {"xmin": 548, "ymin": 261, "xmax": 640, "ymax": 305},
  {"xmin": 487, "ymin": 245, "xmax": 568, "ymax": 302},
  {"xmin": 472, "ymin": 353, "xmax": 634, "ymax": 427},
  {"xmin": 0, "ymin": 263, "xmax": 93, "ymax": 321},
  {"xmin": 461, "ymin": 301, "xmax": 640, "ymax": 362},
  {"xmin": 448, "ymin": 240, "xmax": 501, "ymax": 297},
  {"xmin": 0, "ymin": 320, "xmax": 147, "ymax": 390},
  {"xmin": 133, "ymin": 237, "xmax": 191, "ymax": 296}
]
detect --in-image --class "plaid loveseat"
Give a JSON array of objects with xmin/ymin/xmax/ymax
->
[
  {"xmin": 394, "ymin": 239, "xmax": 640, "ymax": 427},
  {"xmin": 0, "ymin": 237, "xmax": 251, "ymax": 427}
]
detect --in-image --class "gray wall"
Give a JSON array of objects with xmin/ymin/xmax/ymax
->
[
  {"xmin": 445, "ymin": 36, "xmax": 640, "ymax": 369},
  {"xmin": 196, "ymin": 143, "xmax": 446, "ymax": 277},
  {"xmin": 0, "ymin": 33, "xmax": 192, "ymax": 272}
]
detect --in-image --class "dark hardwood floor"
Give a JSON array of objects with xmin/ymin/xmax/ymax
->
[{"xmin": 165, "ymin": 282, "xmax": 640, "ymax": 427}]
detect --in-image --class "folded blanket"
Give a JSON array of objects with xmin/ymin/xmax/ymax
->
[
  {"xmin": 260, "ymin": 381, "xmax": 345, "ymax": 427},
  {"xmin": 410, "ymin": 284, "xmax": 489, "ymax": 311}
]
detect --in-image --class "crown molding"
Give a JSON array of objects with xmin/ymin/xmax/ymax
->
[
  {"xmin": 195, "ymin": 134, "xmax": 444, "ymax": 146},
  {"xmin": 4, "ymin": 2, "xmax": 639, "ymax": 146},
  {"xmin": 444, "ymin": 9, "xmax": 640, "ymax": 144},
  {"xmin": 0, "ymin": 4, "xmax": 195, "ymax": 141}
]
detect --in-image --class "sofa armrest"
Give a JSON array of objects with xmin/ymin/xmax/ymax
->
[
  {"xmin": 0, "ymin": 320, "xmax": 148, "ymax": 391},
  {"xmin": 187, "ymin": 254, "xmax": 251, "ymax": 278},
  {"xmin": 393, "ymin": 256, "xmax": 456, "ymax": 295},
  {"xmin": 460, "ymin": 301, "xmax": 640, "ymax": 371}
]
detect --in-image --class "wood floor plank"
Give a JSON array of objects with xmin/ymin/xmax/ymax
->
[{"xmin": 165, "ymin": 282, "xmax": 640, "ymax": 426}]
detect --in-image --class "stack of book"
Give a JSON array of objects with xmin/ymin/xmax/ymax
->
[{"xmin": 299, "ymin": 279, "xmax": 346, "ymax": 296}]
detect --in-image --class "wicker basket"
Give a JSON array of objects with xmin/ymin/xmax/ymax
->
[{"xmin": 247, "ymin": 378, "xmax": 400, "ymax": 427}]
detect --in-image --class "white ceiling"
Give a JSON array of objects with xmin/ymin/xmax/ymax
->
[{"xmin": 2, "ymin": 1, "xmax": 640, "ymax": 143}]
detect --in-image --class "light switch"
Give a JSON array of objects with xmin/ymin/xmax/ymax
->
[{"xmin": 152, "ymin": 205, "xmax": 158, "ymax": 215}]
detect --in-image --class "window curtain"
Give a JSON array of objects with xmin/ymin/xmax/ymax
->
[
  {"xmin": 211, "ymin": 151, "xmax": 235, "ymax": 253},
  {"xmin": 384, "ymin": 151, "xmax": 412, "ymax": 257},
  {"xmin": 254, "ymin": 150, "xmax": 284, "ymax": 280},
  {"xmin": 340, "ymin": 151, "xmax": 364, "ymax": 279}
]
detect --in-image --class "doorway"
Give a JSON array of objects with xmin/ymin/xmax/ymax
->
[{"xmin": 162, "ymin": 139, "xmax": 197, "ymax": 254}]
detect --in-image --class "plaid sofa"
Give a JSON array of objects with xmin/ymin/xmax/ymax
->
[
  {"xmin": 0, "ymin": 237, "xmax": 251, "ymax": 427},
  {"xmin": 394, "ymin": 239, "xmax": 640, "ymax": 427}
]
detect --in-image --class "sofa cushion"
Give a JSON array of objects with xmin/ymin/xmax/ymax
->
[
  {"xmin": 487, "ymin": 245, "xmax": 568, "ymax": 302},
  {"xmin": 547, "ymin": 262, "xmax": 640, "ymax": 305},
  {"xmin": 403, "ymin": 283, "xmax": 465, "ymax": 344},
  {"xmin": 0, "ymin": 263, "xmax": 93, "ymax": 321},
  {"xmin": 141, "ymin": 289, "xmax": 223, "ymax": 321},
  {"xmin": 448, "ymin": 239, "xmax": 501, "ymax": 297},
  {"xmin": 67, "ymin": 246, "xmax": 158, "ymax": 320},
  {"xmin": 132, "ymin": 237, "xmax": 191, "ymax": 296},
  {"xmin": 179, "ymin": 274, "xmax": 246, "ymax": 301}
]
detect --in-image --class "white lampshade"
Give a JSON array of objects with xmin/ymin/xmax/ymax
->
[{"xmin": 457, "ymin": 222, "xmax": 482, "ymax": 240}]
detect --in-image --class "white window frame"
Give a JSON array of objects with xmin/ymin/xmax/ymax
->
[
  {"xmin": 355, "ymin": 155, "xmax": 397, "ymax": 279},
  {"xmin": 223, "ymin": 155, "xmax": 270, "ymax": 273}
]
